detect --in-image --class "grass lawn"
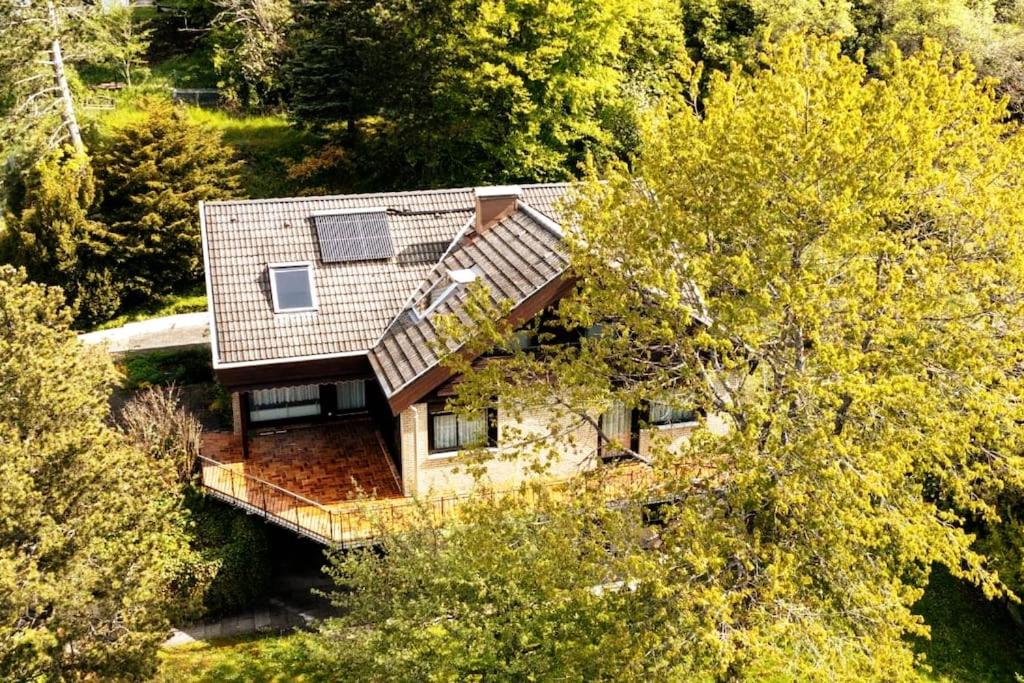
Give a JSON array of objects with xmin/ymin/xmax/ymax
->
[
  {"xmin": 90, "ymin": 284, "xmax": 207, "ymax": 331},
  {"xmin": 157, "ymin": 633, "xmax": 321, "ymax": 683},
  {"xmin": 187, "ymin": 108, "xmax": 321, "ymax": 198},
  {"xmin": 913, "ymin": 566, "xmax": 1024, "ymax": 682}
]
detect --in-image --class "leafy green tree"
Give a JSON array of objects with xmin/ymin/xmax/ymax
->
[
  {"xmin": 2, "ymin": 148, "xmax": 121, "ymax": 325},
  {"xmin": 308, "ymin": 488, "xmax": 663, "ymax": 680},
  {"xmin": 424, "ymin": 36, "xmax": 1024, "ymax": 678},
  {"xmin": 211, "ymin": 0, "xmax": 293, "ymax": 108},
  {"xmin": 92, "ymin": 98, "xmax": 242, "ymax": 301},
  {"xmin": 851, "ymin": 0, "xmax": 1024, "ymax": 111},
  {"xmin": 286, "ymin": 0, "xmax": 690, "ymax": 188},
  {"xmin": 83, "ymin": 5, "xmax": 154, "ymax": 88},
  {"xmin": 679, "ymin": 0, "xmax": 856, "ymax": 72},
  {"xmin": 0, "ymin": 266, "xmax": 207, "ymax": 680}
]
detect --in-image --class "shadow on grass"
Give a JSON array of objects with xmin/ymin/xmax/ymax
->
[{"xmin": 914, "ymin": 566, "xmax": 1024, "ymax": 682}]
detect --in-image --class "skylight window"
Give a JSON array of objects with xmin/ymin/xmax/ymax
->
[
  {"xmin": 269, "ymin": 263, "xmax": 317, "ymax": 313},
  {"xmin": 413, "ymin": 268, "xmax": 479, "ymax": 320}
]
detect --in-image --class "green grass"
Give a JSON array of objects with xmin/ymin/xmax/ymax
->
[
  {"xmin": 118, "ymin": 347, "xmax": 213, "ymax": 389},
  {"xmin": 157, "ymin": 633, "xmax": 324, "ymax": 683},
  {"xmin": 187, "ymin": 108, "xmax": 320, "ymax": 198},
  {"xmin": 913, "ymin": 567, "xmax": 1024, "ymax": 682},
  {"xmin": 91, "ymin": 286, "xmax": 207, "ymax": 331},
  {"xmin": 86, "ymin": 101, "xmax": 319, "ymax": 199}
]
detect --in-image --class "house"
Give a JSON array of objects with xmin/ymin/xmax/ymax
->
[{"xmin": 199, "ymin": 183, "xmax": 705, "ymax": 545}]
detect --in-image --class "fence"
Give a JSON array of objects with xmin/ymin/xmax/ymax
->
[{"xmin": 197, "ymin": 454, "xmax": 655, "ymax": 548}]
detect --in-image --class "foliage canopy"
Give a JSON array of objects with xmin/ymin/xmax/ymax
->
[
  {"xmin": 320, "ymin": 36, "xmax": 1024, "ymax": 680},
  {"xmin": 0, "ymin": 267, "xmax": 206, "ymax": 680}
]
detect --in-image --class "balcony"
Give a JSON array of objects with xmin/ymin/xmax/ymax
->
[
  {"xmin": 199, "ymin": 418, "xmax": 409, "ymax": 546},
  {"xmin": 199, "ymin": 417, "xmax": 657, "ymax": 547}
]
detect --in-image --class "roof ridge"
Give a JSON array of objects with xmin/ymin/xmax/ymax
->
[{"xmin": 204, "ymin": 181, "xmax": 575, "ymax": 208}]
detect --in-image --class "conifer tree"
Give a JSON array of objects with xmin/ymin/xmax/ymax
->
[
  {"xmin": 3, "ymin": 148, "xmax": 121, "ymax": 325},
  {"xmin": 0, "ymin": 267, "xmax": 206, "ymax": 680},
  {"xmin": 92, "ymin": 98, "xmax": 242, "ymax": 300}
]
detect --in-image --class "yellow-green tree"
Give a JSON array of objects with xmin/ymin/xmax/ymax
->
[
  {"xmin": 322, "ymin": 37, "xmax": 1024, "ymax": 679},
  {"xmin": 0, "ymin": 267, "xmax": 206, "ymax": 680}
]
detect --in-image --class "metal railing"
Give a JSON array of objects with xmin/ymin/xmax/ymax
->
[{"xmin": 197, "ymin": 454, "xmax": 654, "ymax": 548}]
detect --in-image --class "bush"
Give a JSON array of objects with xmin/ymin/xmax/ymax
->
[
  {"xmin": 120, "ymin": 384, "xmax": 202, "ymax": 485},
  {"xmin": 119, "ymin": 347, "xmax": 213, "ymax": 389},
  {"xmin": 186, "ymin": 490, "xmax": 272, "ymax": 618}
]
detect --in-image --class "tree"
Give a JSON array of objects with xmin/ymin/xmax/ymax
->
[
  {"xmin": 420, "ymin": 36, "xmax": 1024, "ymax": 678},
  {"xmin": 679, "ymin": 0, "xmax": 856, "ymax": 72},
  {"xmin": 0, "ymin": 267, "xmax": 206, "ymax": 680},
  {"xmin": 91, "ymin": 98, "xmax": 242, "ymax": 301},
  {"xmin": 2, "ymin": 148, "xmax": 121, "ymax": 325},
  {"xmin": 83, "ymin": 5, "xmax": 154, "ymax": 88},
  {"xmin": 285, "ymin": 0, "xmax": 691, "ymax": 188},
  {"xmin": 851, "ymin": 0, "xmax": 1024, "ymax": 112},
  {"xmin": 210, "ymin": 0, "xmax": 293, "ymax": 108},
  {"xmin": 0, "ymin": 0, "xmax": 89, "ymax": 159},
  {"xmin": 306, "ymin": 488, "xmax": 666, "ymax": 681}
]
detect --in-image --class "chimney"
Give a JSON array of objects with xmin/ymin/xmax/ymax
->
[{"xmin": 474, "ymin": 185, "xmax": 522, "ymax": 233}]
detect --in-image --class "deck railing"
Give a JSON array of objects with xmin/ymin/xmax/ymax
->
[{"xmin": 197, "ymin": 454, "xmax": 653, "ymax": 547}]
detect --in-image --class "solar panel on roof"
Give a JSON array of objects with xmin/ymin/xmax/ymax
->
[{"xmin": 313, "ymin": 210, "xmax": 395, "ymax": 263}]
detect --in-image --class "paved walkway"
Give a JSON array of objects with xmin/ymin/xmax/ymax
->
[{"xmin": 78, "ymin": 312, "xmax": 210, "ymax": 354}]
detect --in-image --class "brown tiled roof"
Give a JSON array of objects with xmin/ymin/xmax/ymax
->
[
  {"xmin": 202, "ymin": 184, "xmax": 571, "ymax": 366},
  {"xmin": 369, "ymin": 207, "xmax": 569, "ymax": 398}
]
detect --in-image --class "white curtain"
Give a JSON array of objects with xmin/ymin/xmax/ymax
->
[
  {"xmin": 458, "ymin": 413, "xmax": 487, "ymax": 446},
  {"xmin": 649, "ymin": 401, "xmax": 672, "ymax": 425},
  {"xmin": 432, "ymin": 412, "xmax": 487, "ymax": 451},
  {"xmin": 336, "ymin": 380, "xmax": 366, "ymax": 410},
  {"xmin": 649, "ymin": 400, "xmax": 696, "ymax": 426},
  {"xmin": 602, "ymin": 401, "xmax": 630, "ymax": 442},
  {"xmin": 433, "ymin": 413, "xmax": 459, "ymax": 450},
  {"xmin": 250, "ymin": 384, "xmax": 320, "ymax": 422}
]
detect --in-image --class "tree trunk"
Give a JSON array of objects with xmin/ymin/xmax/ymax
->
[{"xmin": 47, "ymin": 0, "xmax": 84, "ymax": 152}]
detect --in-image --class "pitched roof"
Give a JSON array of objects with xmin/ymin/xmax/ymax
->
[
  {"xmin": 202, "ymin": 183, "xmax": 573, "ymax": 368},
  {"xmin": 369, "ymin": 207, "xmax": 569, "ymax": 399}
]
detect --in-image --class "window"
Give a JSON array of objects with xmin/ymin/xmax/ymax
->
[
  {"xmin": 429, "ymin": 406, "xmax": 497, "ymax": 453},
  {"xmin": 336, "ymin": 379, "xmax": 366, "ymax": 411},
  {"xmin": 250, "ymin": 384, "xmax": 321, "ymax": 422},
  {"xmin": 413, "ymin": 269, "xmax": 477, "ymax": 320},
  {"xmin": 599, "ymin": 400, "xmax": 637, "ymax": 460},
  {"xmin": 648, "ymin": 401, "xmax": 698, "ymax": 426},
  {"xmin": 269, "ymin": 263, "xmax": 316, "ymax": 312}
]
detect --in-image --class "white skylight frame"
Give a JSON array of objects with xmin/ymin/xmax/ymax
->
[{"xmin": 268, "ymin": 261, "xmax": 318, "ymax": 313}]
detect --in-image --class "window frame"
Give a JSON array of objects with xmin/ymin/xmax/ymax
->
[
  {"xmin": 427, "ymin": 404, "xmax": 498, "ymax": 454},
  {"xmin": 248, "ymin": 384, "xmax": 322, "ymax": 423},
  {"xmin": 334, "ymin": 379, "xmax": 367, "ymax": 413},
  {"xmin": 647, "ymin": 400, "xmax": 700, "ymax": 428},
  {"xmin": 268, "ymin": 262, "xmax": 318, "ymax": 313}
]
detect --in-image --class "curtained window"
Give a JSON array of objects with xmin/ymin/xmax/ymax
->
[
  {"xmin": 336, "ymin": 379, "xmax": 366, "ymax": 411},
  {"xmin": 429, "ymin": 406, "xmax": 495, "ymax": 453},
  {"xmin": 250, "ymin": 384, "xmax": 321, "ymax": 422},
  {"xmin": 648, "ymin": 401, "xmax": 698, "ymax": 426}
]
